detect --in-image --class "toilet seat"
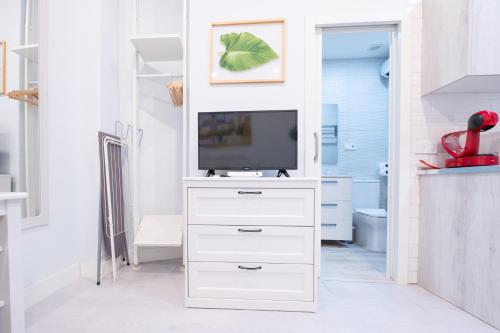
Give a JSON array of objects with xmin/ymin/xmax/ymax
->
[{"xmin": 354, "ymin": 208, "xmax": 387, "ymax": 218}]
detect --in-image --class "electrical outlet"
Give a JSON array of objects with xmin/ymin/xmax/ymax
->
[{"xmin": 344, "ymin": 143, "xmax": 357, "ymax": 151}]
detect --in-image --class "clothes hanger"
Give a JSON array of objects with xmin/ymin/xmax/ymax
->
[
  {"xmin": 8, "ymin": 88, "xmax": 38, "ymax": 105},
  {"xmin": 166, "ymin": 80, "xmax": 183, "ymax": 107}
]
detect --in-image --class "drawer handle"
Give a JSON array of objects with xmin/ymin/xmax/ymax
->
[
  {"xmin": 238, "ymin": 265, "xmax": 262, "ymax": 270},
  {"xmin": 323, "ymin": 223, "xmax": 337, "ymax": 227},
  {"xmin": 323, "ymin": 180, "xmax": 338, "ymax": 184},
  {"xmin": 238, "ymin": 191, "xmax": 262, "ymax": 195},
  {"xmin": 238, "ymin": 228, "xmax": 263, "ymax": 233},
  {"xmin": 323, "ymin": 203, "xmax": 338, "ymax": 207}
]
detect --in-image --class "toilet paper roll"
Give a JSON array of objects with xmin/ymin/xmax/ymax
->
[
  {"xmin": 379, "ymin": 168, "xmax": 389, "ymax": 176},
  {"xmin": 378, "ymin": 162, "xmax": 389, "ymax": 169}
]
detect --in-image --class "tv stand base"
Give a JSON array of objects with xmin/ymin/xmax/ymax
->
[
  {"xmin": 205, "ymin": 170, "xmax": 216, "ymax": 177},
  {"xmin": 277, "ymin": 169, "xmax": 290, "ymax": 178}
]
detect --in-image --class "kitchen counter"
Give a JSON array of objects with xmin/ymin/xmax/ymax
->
[
  {"xmin": 417, "ymin": 165, "xmax": 500, "ymax": 175},
  {"xmin": 418, "ymin": 173, "xmax": 500, "ymax": 329}
]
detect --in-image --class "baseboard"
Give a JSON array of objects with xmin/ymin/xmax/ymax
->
[
  {"xmin": 24, "ymin": 252, "xmax": 183, "ymax": 308},
  {"xmin": 24, "ymin": 263, "xmax": 81, "ymax": 309}
]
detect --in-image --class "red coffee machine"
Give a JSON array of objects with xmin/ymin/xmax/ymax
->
[{"xmin": 441, "ymin": 110, "xmax": 499, "ymax": 168}]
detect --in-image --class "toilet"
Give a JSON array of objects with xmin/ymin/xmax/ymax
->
[{"xmin": 353, "ymin": 208, "xmax": 387, "ymax": 253}]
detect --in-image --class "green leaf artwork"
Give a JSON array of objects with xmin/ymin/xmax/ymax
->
[{"xmin": 219, "ymin": 32, "xmax": 279, "ymax": 71}]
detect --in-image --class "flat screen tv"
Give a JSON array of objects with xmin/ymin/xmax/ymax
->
[{"xmin": 198, "ymin": 110, "xmax": 298, "ymax": 171}]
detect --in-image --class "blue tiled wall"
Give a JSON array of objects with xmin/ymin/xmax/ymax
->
[{"xmin": 322, "ymin": 58, "xmax": 389, "ymax": 181}]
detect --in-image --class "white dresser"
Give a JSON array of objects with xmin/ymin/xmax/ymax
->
[
  {"xmin": 321, "ymin": 176, "xmax": 352, "ymax": 241},
  {"xmin": 0, "ymin": 193, "xmax": 27, "ymax": 333},
  {"xmin": 183, "ymin": 177, "xmax": 319, "ymax": 312}
]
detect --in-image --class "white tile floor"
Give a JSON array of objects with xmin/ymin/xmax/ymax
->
[
  {"xmin": 321, "ymin": 241, "xmax": 388, "ymax": 282},
  {"xmin": 26, "ymin": 260, "xmax": 498, "ymax": 333}
]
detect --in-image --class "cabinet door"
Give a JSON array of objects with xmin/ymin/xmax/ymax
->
[
  {"xmin": 422, "ymin": 0, "xmax": 470, "ymax": 95},
  {"xmin": 189, "ymin": 262, "xmax": 314, "ymax": 301},
  {"xmin": 321, "ymin": 222, "xmax": 352, "ymax": 241},
  {"xmin": 470, "ymin": 0, "xmax": 500, "ymax": 75},
  {"xmin": 322, "ymin": 201, "xmax": 352, "ymax": 222},
  {"xmin": 321, "ymin": 201, "xmax": 353, "ymax": 240},
  {"xmin": 188, "ymin": 188, "xmax": 314, "ymax": 226},
  {"xmin": 188, "ymin": 225, "xmax": 314, "ymax": 263},
  {"xmin": 321, "ymin": 178, "xmax": 352, "ymax": 203}
]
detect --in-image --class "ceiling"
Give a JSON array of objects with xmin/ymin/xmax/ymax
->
[{"xmin": 322, "ymin": 31, "xmax": 390, "ymax": 60}]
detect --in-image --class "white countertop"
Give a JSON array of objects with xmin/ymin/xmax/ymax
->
[
  {"xmin": 0, "ymin": 192, "xmax": 28, "ymax": 201},
  {"xmin": 322, "ymin": 175, "xmax": 352, "ymax": 179},
  {"xmin": 417, "ymin": 165, "xmax": 500, "ymax": 175},
  {"xmin": 183, "ymin": 177, "xmax": 320, "ymax": 189},
  {"xmin": 184, "ymin": 177, "xmax": 319, "ymax": 182}
]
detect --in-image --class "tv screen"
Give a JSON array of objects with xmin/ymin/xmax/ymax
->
[{"xmin": 198, "ymin": 110, "xmax": 298, "ymax": 171}]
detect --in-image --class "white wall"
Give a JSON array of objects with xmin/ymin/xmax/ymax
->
[
  {"xmin": 100, "ymin": 0, "xmax": 121, "ymax": 134},
  {"xmin": 22, "ymin": 0, "xmax": 122, "ymax": 291},
  {"xmin": 322, "ymin": 58, "xmax": 389, "ymax": 180},
  {"xmin": 75, "ymin": 0, "xmax": 113, "ymax": 267},
  {"xmin": 22, "ymin": 0, "xmax": 82, "ymax": 288},
  {"xmin": 187, "ymin": 0, "xmax": 412, "ymax": 176},
  {"xmin": 137, "ymin": 0, "xmax": 183, "ymax": 36}
]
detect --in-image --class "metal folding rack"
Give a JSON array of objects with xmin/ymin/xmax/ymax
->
[{"xmin": 97, "ymin": 132, "xmax": 131, "ymax": 284}]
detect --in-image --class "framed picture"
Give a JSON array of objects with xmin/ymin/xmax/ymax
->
[
  {"xmin": 0, "ymin": 41, "xmax": 5, "ymax": 95},
  {"xmin": 209, "ymin": 19, "xmax": 286, "ymax": 84}
]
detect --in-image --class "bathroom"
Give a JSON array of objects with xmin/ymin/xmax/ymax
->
[{"xmin": 320, "ymin": 29, "xmax": 391, "ymax": 281}]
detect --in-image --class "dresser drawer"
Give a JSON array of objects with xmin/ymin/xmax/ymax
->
[
  {"xmin": 188, "ymin": 262, "xmax": 314, "ymax": 301},
  {"xmin": 322, "ymin": 201, "xmax": 352, "ymax": 222},
  {"xmin": 188, "ymin": 225, "xmax": 314, "ymax": 264},
  {"xmin": 321, "ymin": 221, "xmax": 352, "ymax": 241},
  {"xmin": 322, "ymin": 178, "xmax": 352, "ymax": 203},
  {"xmin": 187, "ymin": 188, "xmax": 314, "ymax": 226}
]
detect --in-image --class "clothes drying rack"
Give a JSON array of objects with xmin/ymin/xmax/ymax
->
[{"xmin": 97, "ymin": 132, "xmax": 131, "ymax": 284}]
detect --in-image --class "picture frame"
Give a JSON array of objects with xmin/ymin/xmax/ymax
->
[
  {"xmin": 209, "ymin": 19, "xmax": 286, "ymax": 84},
  {"xmin": 0, "ymin": 41, "xmax": 6, "ymax": 95}
]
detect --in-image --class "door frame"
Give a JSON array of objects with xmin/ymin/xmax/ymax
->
[{"xmin": 305, "ymin": 15, "xmax": 411, "ymax": 284}]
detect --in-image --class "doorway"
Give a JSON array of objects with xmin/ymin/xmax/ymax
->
[{"xmin": 317, "ymin": 26, "xmax": 397, "ymax": 282}]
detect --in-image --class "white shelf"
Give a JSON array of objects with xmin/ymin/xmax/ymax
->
[
  {"xmin": 136, "ymin": 73, "xmax": 182, "ymax": 81},
  {"xmin": 11, "ymin": 44, "xmax": 38, "ymax": 62},
  {"xmin": 134, "ymin": 215, "xmax": 182, "ymax": 247},
  {"xmin": 0, "ymin": 300, "xmax": 5, "ymax": 309},
  {"xmin": 130, "ymin": 34, "xmax": 182, "ymax": 62}
]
